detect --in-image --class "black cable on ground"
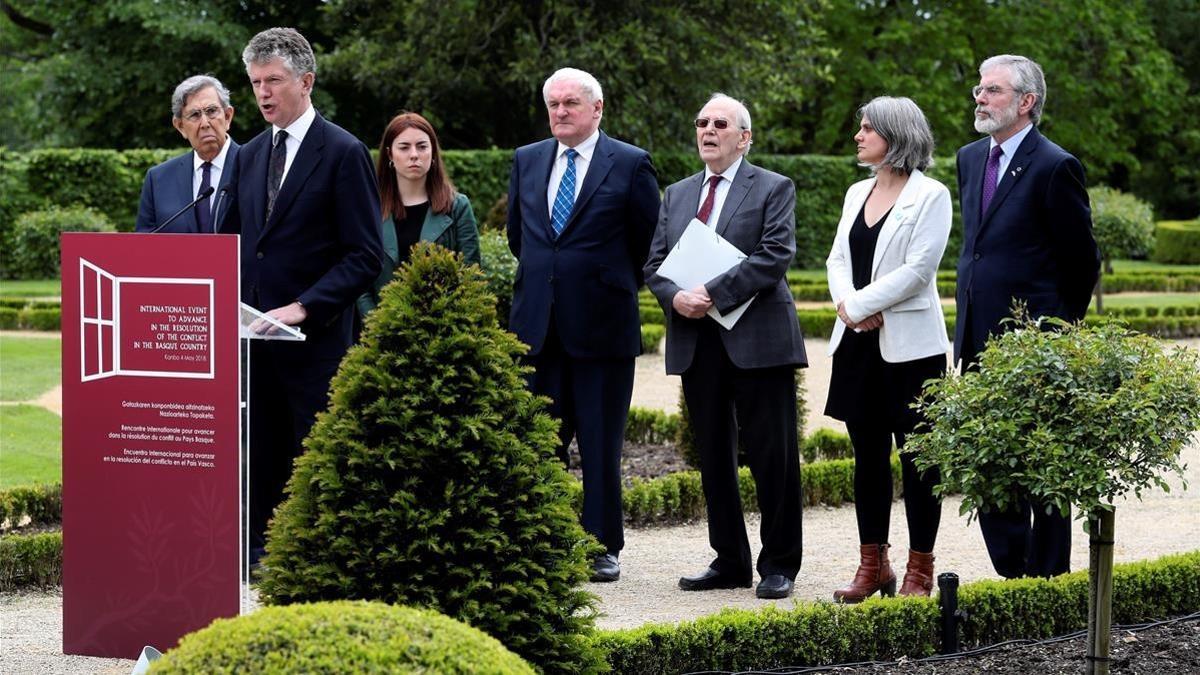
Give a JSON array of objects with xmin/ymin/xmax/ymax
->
[{"xmin": 683, "ymin": 610, "xmax": 1200, "ymax": 674}]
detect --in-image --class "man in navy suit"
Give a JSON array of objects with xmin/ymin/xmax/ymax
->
[
  {"xmin": 507, "ymin": 68, "xmax": 660, "ymax": 582},
  {"xmin": 135, "ymin": 75, "xmax": 239, "ymax": 233},
  {"xmin": 227, "ymin": 28, "xmax": 383, "ymax": 564},
  {"xmin": 955, "ymin": 54, "xmax": 1100, "ymax": 579}
]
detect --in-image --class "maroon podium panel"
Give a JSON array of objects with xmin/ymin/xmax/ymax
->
[{"xmin": 61, "ymin": 233, "xmax": 241, "ymax": 658}]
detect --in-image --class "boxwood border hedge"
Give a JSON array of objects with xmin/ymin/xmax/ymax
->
[{"xmin": 592, "ymin": 550, "xmax": 1200, "ymax": 674}]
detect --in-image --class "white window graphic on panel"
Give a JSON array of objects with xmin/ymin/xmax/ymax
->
[{"xmin": 79, "ymin": 258, "xmax": 216, "ymax": 381}]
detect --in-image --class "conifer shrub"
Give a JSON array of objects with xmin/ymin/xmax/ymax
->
[
  {"xmin": 150, "ymin": 601, "xmax": 535, "ymax": 674},
  {"xmin": 258, "ymin": 243, "xmax": 602, "ymax": 673}
]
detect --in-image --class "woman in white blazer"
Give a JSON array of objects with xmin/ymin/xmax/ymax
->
[{"xmin": 824, "ymin": 97, "xmax": 951, "ymax": 603}]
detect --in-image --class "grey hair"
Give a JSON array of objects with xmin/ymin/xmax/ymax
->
[
  {"xmin": 858, "ymin": 96, "xmax": 935, "ymax": 174},
  {"xmin": 980, "ymin": 54, "xmax": 1046, "ymax": 124},
  {"xmin": 542, "ymin": 68, "xmax": 603, "ymax": 104},
  {"xmin": 242, "ymin": 27, "xmax": 317, "ymax": 78},
  {"xmin": 171, "ymin": 75, "xmax": 232, "ymax": 119}
]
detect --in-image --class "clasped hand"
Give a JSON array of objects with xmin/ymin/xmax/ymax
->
[
  {"xmin": 673, "ymin": 285, "xmax": 713, "ymax": 319},
  {"xmin": 837, "ymin": 301, "xmax": 882, "ymax": 331}
]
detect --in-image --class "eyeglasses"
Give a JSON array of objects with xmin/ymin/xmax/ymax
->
[
  {"xmin": 695, "ymin": 117, "xmax": 739, "ymax": 130},
  {"xmin": 971, "ymin": 85, "xmax": 1018, "ymax": 99},
  {"xmin": 182, "ymin": 105, "xmax": 224, "ymax": 124}
]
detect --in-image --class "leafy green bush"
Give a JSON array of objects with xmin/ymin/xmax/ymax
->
[
  {"xmin": 479, "ymin": 229, "xmax": 517, "ymax": 329},
  {"xmin": 0, "ymin": 307, "xmax": 17, "ymax": 330},
  {"xmin": 0, "ymin": 483, "xmax": 62, "ymax": 530},
  {"xmin": 801, "ymin": 428, "xmax": 853, "ymax": 464},
  {"xmin": 19, "ymin": 308, "xmax": 60, "ymax": 331},
  {"xmin": 9, "ymin": 207, "xmax": 112, "ymax": 279},
  {"xmin": 259, "ymin": 244, "xmax": 602, "ymax": 673},
  {"xmin": 624, "ymin": 407, "xmax": 679, "ymax": 445},
  {"xmin": 443, "ymin": 149, "xmax": 514, "ymax": 216},
  {"xmin": 1151, "ymin": 219, "xmax": 1200, "ymax": 264},
  {"xmin": 150, "ymin": 601, "xmax": 535, "ymax": 674},
  {"xmin": 640, "ymin": 324, "xmax": 665, "ymax": 353},
  {"xmin": 1090, "ymin": 186, "xmax": 1156, "ymax": 263},
  {"xmin": 594, "ymin": 550, "xmax": 1200, "ymax": 673},
  {"xmin": 0, "ymin": 531, "xmax": 62, "ymax": 591},
  {"xmin": 909, "ymin": 314, "xmax": 1200, "ymax": 521},
  {"xmin": 23, "ymin": 148, "xmax": 175, "ymax": 230}
]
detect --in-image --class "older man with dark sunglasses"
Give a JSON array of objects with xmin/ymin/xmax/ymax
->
[{"xmin": 645, "ymin": 93, "xmax": 807, "ymax": 599}]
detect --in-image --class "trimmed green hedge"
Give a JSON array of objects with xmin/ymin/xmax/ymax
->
[
  {"xmin": 0, "ymin": 484, "xmax": 62, "ymax": 530},
  {"xmin": 624, "ymin": 407, "xmax": 679, "ymax": 445},
  {"xmin": 640, "ymin": 324, "xmax": 665, "ymax": 353},
  {"xmin": 151, "ymin": 601, "xmax": 535, "ymax": 674},
  {"xmin": 0, "ymin": 531, "xmax": 62, "ymax": 591},
  {"xmin": 594, "ymin": 550, "xmax": 1200, "ymax": 673},
  {"xmin": 1152, "ymin": 219, "xmax": 1200, "ymax": 264},
  {"xmin": 0, "ymin": 306, "xmax": 62, "ymax": 331},
  {"xmin": 572, "ymin": 453, "xmax": 897, "ymax": 526}
]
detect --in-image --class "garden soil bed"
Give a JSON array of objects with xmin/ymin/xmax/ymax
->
[
  {"xmin": 566, "ymin": 441, "xmax": 693, "ymax": 483},
  {"xmin": 820, "ymin": 617, "xmax": 1199, "ymax": 674}
]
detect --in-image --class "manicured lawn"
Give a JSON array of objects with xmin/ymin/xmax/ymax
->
[
  {"xmin": 1109, "ymin": 260, "xmax": 1200, "ymax": 274},
  {"xmin": 0, "ymin": 279, "xmax": 60, "ymax": 298},
  {"xmin": 1091, "ymin": 293, "xmax": 1200, "ymax": 309},
  {"xmin": 0, "ymin": 335, "xmax": 61, "ymax": 402},
  {"xmin": 0, "ymin": 405, "xmax": 61, "ymax": 488}
]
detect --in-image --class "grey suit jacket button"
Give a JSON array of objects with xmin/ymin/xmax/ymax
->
[
  {"xmin": 973, "ymin": 252, "xmax": 981, "ymax": 260},
  {"xmin": 257, "ymin": 251, "xmax": 264, "ymax": 259}
]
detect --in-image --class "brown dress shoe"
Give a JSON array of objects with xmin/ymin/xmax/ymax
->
[
  {"xmin": 898, "ymin": 550, "xmax": 935, "ymax": 597},
  {"xmin": 833, "ymin": 543, "xmax": 897, "ymax": 603}
]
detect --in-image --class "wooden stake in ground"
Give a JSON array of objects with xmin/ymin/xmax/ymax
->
[{"xmin": 1087, "ymin": 508, "xmax": 1115, "ymax": 675}]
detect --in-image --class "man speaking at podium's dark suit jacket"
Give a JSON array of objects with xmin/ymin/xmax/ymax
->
[
  {"xmin": 506, "ymin": 67, "xmax": 660, "ymax": 583},
  {"xmin": 645, "ymin": 93, "xmax": 806, "ymax": 600},
  {"xmin": 226, "ymin": 28, "xmax": 382, "ymax": 564},
  {"xmin": 136, "ymin": 75, "xmax": 239, "ymax": 233},
  {"xmin": 955, "ymin": 54, "xmax": 1099, "ymax": 579}
]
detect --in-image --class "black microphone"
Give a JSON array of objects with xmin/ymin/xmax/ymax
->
[
  {"xmin": 149, "ymin": 186, "xmax": 215, "ymax": 234},
  {"xmin": 212, "ymin": 186, "xmax": 230, "ymax": 234}
]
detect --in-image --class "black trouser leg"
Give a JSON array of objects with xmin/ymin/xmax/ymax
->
[
  {"xmin": 846, "ymin": 422, "xmax": 894, "ymax": 545},
  {"xmin": 896, "ymin": 432, "xmax": 941, "ymax": 552}
]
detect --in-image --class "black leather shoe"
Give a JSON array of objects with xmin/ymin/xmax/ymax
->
[
  {"xmin": 679, "ymin": 567, "xmax": 752, "ymax": 591},
  {"xmin": 591, "ymin": 553, "xmax": 620, "ymax": 582},
  {"xmin": 756, "ymin": 574, "xmax": 794, "ymax": 599}
]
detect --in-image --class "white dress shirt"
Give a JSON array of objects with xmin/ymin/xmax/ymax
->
[
  {"xmin": 272, "ymin": 104, "xmax": 317, "ymax": 187},
  {"xmin": 989, "ymin": 121, "xmax": 1033, "ymax": 187},
  {"xmin": 697, "ymin": 156, "xmax": 744, "ymax": 227},
  {"xmin": 546, "ymin": 129, "xmax": 600, "ymax": 217},
  {"xmin": 191, "ymin": 136, "xmax": 233, "ymax": 212}
]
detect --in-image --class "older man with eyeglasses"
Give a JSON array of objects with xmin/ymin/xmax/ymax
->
[
  {"xmin": 955, "ymin": 54, "xmax": 1100, "ymax": 579},
  {"xmin": 136, "ymin": 75, "xmax": 240, "ymax": 233},
  {"xmin": 645, "ymin": 93, "xmax": 807, "ymax": 599}
]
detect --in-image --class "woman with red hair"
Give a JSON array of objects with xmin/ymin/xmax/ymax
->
[{"xmin": 357, "ymin": 112, "xmax": 480, "ymax": 320}]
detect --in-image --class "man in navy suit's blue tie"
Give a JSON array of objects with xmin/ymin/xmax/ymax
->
[
  {"xmin": 506, "ymin": 68, "xmax": 661, "ymax": 582},
  {"xmin": 135, "ymin": 75, "xmax": 240, "ymax": 233},
  {"xmin": 955, "ymin": 54, "xmax": 1100, "ymax": 579}
]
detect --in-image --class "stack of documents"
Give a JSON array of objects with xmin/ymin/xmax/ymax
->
[{"xmin": 655, "ymin": 219, "xmax": 752, "ymax": 329}]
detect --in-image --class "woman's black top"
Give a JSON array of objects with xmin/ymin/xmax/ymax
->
[
  {"xmin": 396, "ymin": 201, "xmax": 430, "ymax": 265},
  {"xmin": 824, "ymin": 203, "xmax": 945, "ymax": 432}
]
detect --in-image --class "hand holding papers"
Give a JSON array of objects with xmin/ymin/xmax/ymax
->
[{"xmin": 655, "ymin": 219, "xmax": 753, "ymax": 329}]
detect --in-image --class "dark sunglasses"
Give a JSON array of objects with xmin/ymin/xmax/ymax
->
[{"xmin": 694, "ymin": 117, "xmax": 734, "ymax": 130}]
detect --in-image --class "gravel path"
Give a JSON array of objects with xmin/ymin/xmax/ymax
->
[{"xmin": 3, "ymin": 338, "xmax": 1197, "ymax": 673}]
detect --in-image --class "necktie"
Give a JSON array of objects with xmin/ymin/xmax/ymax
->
[
  {"xmin": 195, "ymin": 161, "xmax": 213, "ymax": 233},
  {"xmin": 980, "ymin": 144, "xmax": 1003, "ymax": 217},
  {"xmin": 551, "ymin": 148, "xmax": 578, "ymax": 236},
  {"xmin": 267, "ymin": 130, "xmax": 288, "ymax": 219},
  {"xmin": 696, "ymin": 175, "xmax": 723, "ymax": 225}
]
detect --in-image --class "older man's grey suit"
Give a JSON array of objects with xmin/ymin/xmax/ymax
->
[{"xmin": 645, "ymin": 160, "xmax": 806, "ymax": 582}]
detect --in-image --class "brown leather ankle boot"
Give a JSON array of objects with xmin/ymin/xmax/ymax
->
[
  {"xmin": 833, "ymin": 543, "xmax": 896, "ymax": 603},
  {"xmin": 898, "ymin": 550, "xmax": 935, "ymax": 597}
]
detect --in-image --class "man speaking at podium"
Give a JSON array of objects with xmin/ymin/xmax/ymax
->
[
  {"xmin": 135, "ymin": 75, "xmax": 239, "ymax": 233},
  {"xmin": 225, "ymin": 27, "xmax": 383, "ymax": 567}
]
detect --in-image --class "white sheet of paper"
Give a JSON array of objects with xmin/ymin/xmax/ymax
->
[{"xmin": 655, "ymin": 218, "xmax": 754, "ymax": 329}]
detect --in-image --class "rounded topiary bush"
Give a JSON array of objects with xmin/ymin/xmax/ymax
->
[
  {"xmin": 1152, "ymin": 219, "xmax": 1200, "ymax": 264},
  {"xmin": 149, "ymin": 601, "xmax": 535, "ymax": 674},
  {"xmin": 1089, "ymin": 186, "xmax": 1156, "ymax": 265},
  {"xmin": 259, "ymin": 243, "xmax": 602, "ymax": 673},
  {"xmin": 9, "ymin": 207, "xmax": 112, "ymax": 279}
]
